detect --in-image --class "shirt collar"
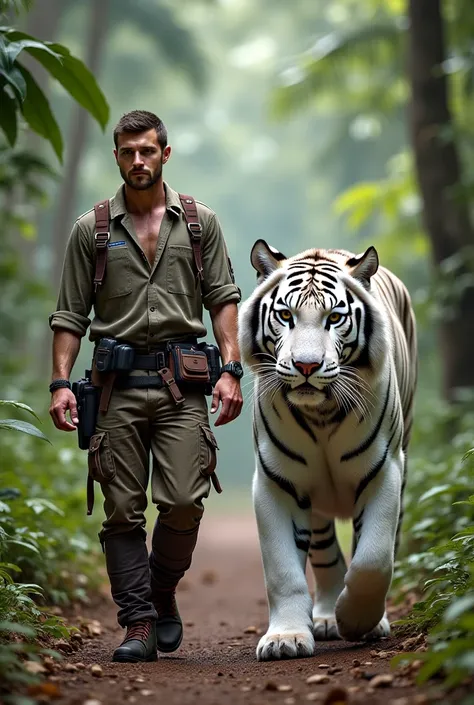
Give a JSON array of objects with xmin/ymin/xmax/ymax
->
[{"xmin": 109, "ymin": 182, "xmax": 182, "ymax": 220}]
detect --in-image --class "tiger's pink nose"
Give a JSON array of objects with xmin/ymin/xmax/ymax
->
[{"xmin": 294, "ymin": 360, "xmax": 323, "ymax": 378}]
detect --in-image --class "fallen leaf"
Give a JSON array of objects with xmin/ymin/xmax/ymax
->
[
  {"xmin": 27, "ymin": 683, "xmax": 61, "ymax": 698},
  {"xmin": 24, "ymin": 661, "xmax": 46, "ymax": 675}
]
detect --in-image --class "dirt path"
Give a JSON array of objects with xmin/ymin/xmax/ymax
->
[{"xmin": 36, "ymin": 515, "xmax": 450, "ymax": 705}]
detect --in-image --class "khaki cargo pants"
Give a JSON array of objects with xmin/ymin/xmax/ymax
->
[{"xmin": 87, "ymin": 382, "xmax": 218, "ymax": 542}]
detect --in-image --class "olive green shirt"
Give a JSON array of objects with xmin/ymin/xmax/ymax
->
[{"xmin": 49, "ymin": 183, "xmax": 240, "ymax": 347}]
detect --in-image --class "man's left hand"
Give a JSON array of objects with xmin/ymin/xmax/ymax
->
[{"xmin": 210, "ymin": 373, "xmax": 243, "ymax": 426}]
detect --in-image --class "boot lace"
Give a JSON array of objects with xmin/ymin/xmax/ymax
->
[
  {"xmin": 124, "ymin": 620, "xmax": 152, "ymax": 643},
  {"xmin": 155, "ymin": 589, "xmax": 178, "ymax": 619}
]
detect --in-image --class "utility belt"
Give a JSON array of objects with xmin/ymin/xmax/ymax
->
[{"xmin": 72, "ymin": 337, "xmax": 221, "ymax": 452}]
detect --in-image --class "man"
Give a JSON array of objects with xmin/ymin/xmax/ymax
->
[{"xmin": 49, "ymin": 110, "xmax": 243, "ymax": 663}]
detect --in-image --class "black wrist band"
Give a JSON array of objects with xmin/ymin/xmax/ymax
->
[{"xmin": 49, "ymin": 379, "xmax": 72, "ymax": 393}]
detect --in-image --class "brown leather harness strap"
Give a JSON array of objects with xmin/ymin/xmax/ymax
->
[
  {"xmin": 157, "ymin": 367, "xmax": 185, "ymax": 406},
  {"xmin": 93, "ymin": 199, "xmax": 110, "ymax": 292},
  {"xmin": 179, "ymin": 194, "xmax": 204, "ymax": 281}
]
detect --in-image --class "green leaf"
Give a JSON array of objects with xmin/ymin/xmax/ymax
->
[
  {"xmin": 0, "ymin": 400, "xmax": 41, "ymax": 420},
  {"xmin": 444, "ymin": 594, "xmax": 474, "ymax": 622},
  {"xmin": 3, "ymin": 31, "xmax": 109, "ymax": 128},
  {"xmin": 0, "ymin": 621, "xmax": 36, "ymax": 637},
  {"xmin": 0, "ymin": 419, "xmax": 50, "ymax": 443},
  {"xmin": 0, "ymin": 87, "xmax": 18, "ymax": 145},
  {"xmin": 17, "ymin": 65, "xmax": 63, "ymax": 161},
  {"xmin": 418, "ymin": 485, "xmax": 452, "ymax": 503},
  {"xmin": 25, "ymin": 499, "xmax": 64, "ymax": 517}
]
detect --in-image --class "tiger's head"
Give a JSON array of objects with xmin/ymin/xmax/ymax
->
[{"xmin": 238, "ymin": 240, "xmax": 388, "ymax": 410}]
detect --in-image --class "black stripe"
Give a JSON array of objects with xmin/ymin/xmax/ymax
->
[
  {"xmin": 256, "ymin": 441, "xmax": 311, "ymax": 510},
  {"xmin": 311, "ymin": 522, "xmax": 332, "ymax": 535},
  {"xmin": 354, "ymin": 426, "xmax": 398, "ymax": 504},
  {"xmin": 341, "ymin": 369, "xmax": 392, "ymax": 462},
  {"xmin": 292, "ymin": 520, "xmax": 311, "ymax": 537},
  {"xmin": 249, "ymin": 297, "xmax": 262, "ymax": 359},
  {"xmin": 257, "ymin": 398, "xmax": 307, "ymax": 465},
  {"xmin": 295, "ymin": 537, "xmax": 310, "ymax": 552},
  {"xmin": 293, "ymin": 519, "xmax": 311, "ymax": 553},
  {"xmin": 283, "ymin": 390, "xmax": 318, "ymax": 443},
  {"xmin": 311, "ymin": 556, "xmax": 340, "ymax": 569},
  {"xmin": 310, "ymin": 533, "xmax": 335, "ymax": 550}
]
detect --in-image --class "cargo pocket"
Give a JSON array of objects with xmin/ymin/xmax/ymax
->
[
  {"xmin": 198, "ymin": 425, "xmax": 222, "ymax": 493},
  {"xmin": 88, "ymin": 431, "xmax": 116, "ymax": 484}
]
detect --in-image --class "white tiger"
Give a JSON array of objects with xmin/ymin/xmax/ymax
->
[{"xmin": 238, "ymin": 240, "xmax": 417, "ymax": 661}]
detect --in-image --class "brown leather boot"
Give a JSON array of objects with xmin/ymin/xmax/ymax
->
[
  {"xmin": 152, "ymin": 587, "xmax": 183, "ymax": 653},
  {"xmin": 150, "ymin": 521, "xmax": 199, "ymax": 653},
  {"xmin": 112, "ymin": 620, "xmax": 157, "ymax": 662}
]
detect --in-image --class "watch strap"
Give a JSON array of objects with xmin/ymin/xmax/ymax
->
[{"xmin": 49, "ymin": 379, "xmax": 72, "ymax": 393}]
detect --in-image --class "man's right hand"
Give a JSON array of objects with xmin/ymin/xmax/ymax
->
[{"xmin": 49, "ymin": 388, "xmax": 79, "ymax": 431}]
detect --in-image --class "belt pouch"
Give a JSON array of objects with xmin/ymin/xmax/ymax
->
[{"xmin": 169, "ymin": 344, "xmax": 210, "ymax": 384}]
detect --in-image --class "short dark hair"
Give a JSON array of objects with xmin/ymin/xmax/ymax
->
[{"xmin": 113, "ymin": 110, "xmax": 168, "ymax": 150}]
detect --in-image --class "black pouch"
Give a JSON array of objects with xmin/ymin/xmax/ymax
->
[
  {"xmin": 168, "ymin": 344, "xmax": 210, "ymax": 385},
  {"xmin": 198, "ymin": 342, "xmax": 221, "ymax": 387},
  {"xmin": 72, "ymin": 374, "xmax": 100, "ymax": 450},
  {"xmin": 95, "ymin": 337, "xmax": 117, "ymax": 372},
  {"xmin": 114, "ymin": 343, "xmax": 135, "ymax": 371}
]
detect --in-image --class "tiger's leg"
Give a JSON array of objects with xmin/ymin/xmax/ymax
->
[
  {"xmin": 253, "ymin": 471, "xmax": 314, "ymax": 661},
  {"xmin": 310, "ymin": 514, "xmax": 347, "ymax": 640},
  {"xmin": 335, "ymin": 457, "xmax": 402, "ymax": 641}
]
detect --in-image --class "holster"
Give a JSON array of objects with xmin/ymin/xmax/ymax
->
[{"xmin": 72, "ymin": 373, "xmax": 100, "ymax": 450}]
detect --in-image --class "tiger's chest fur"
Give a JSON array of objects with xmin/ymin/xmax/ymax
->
[{"xmin": 254, "ymin": 362, "xmax": 403, "ymax": 518}]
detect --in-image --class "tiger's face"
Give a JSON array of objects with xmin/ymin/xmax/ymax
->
[{"xmin": 239, "ymin": 240, "xmax": 385, "ymax": 410}]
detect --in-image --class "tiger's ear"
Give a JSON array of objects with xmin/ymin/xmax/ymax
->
[
  {"xmin": 250, "ymin": 239, "xmax": 286, "ymax": 280},
  {"xmin": 347, "ymin": 246, "xmax": 379, "ymax": 289}
]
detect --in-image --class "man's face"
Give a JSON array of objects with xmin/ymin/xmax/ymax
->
[{"xmin": 114, "ymin": 129, "xmax": 171, "ymax": 190}]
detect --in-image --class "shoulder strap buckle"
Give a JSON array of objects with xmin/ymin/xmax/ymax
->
[
  {"xmin": 93, "ymin": 199, "xmax": 110, "ymax": 290},
  {"xmin": 179, "ymin": 193, "xmax": 204, "ymax": 281}
]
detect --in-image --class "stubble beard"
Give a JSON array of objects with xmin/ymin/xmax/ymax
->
[{"xmin": 121, "ymin": 161, "xmax": 163, "ymax": 191}]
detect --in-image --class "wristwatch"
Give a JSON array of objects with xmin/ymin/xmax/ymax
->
[{"xmin": 220, "ymin": 361, "xmax": 244, "ymax": 380}]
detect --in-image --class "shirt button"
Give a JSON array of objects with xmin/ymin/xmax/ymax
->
[{"xmin": 150, "ymin": 307, "xmax": 155, "ymax": 312}]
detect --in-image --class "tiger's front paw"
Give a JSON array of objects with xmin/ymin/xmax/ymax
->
[
  {"xmin": 256, "ymin": 629, "xmax": 315, "ymax": 661},
  {"xmin": 313, "ymin": 616, "xmax": 340, "ymax": 640},
  {"xmin": 335, "ymin": 586, "xmax": 386, "ymax": 641}
]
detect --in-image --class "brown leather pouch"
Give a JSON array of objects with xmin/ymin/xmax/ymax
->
[{"xmin": 170, "ymin": 345, "xmax": 210, "ymax": 384}]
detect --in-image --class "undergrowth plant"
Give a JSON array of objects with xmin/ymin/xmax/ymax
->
[
  {"xmin": 394, "ymin": 406, "xmax": 474, "ymax": 691},
  {"xmin": 0, "ymin": 400, "xmax": 101, "ymax": 702}
]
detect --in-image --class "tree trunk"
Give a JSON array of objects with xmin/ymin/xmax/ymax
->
[
  {"xmin": 408, "ymin": 0, "xmax": 474, "ymax": 402},
  {"xmin": 51, "ymin": 0, "xmax": 110, "ymax": 291}
]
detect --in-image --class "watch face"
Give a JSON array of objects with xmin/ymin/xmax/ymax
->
[{"xmin": 223, "ymin": 361, "xmax": 243, "ymax": 379}]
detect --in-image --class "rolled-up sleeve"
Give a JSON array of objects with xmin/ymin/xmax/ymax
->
[
  {"xmin": 201, "ymin": 214, "xmax": 241, "ymax": 310},
  {"xmin": 49, "ymin": 221, "xmax": 94, "ymax": 337}
]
